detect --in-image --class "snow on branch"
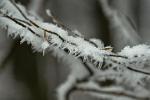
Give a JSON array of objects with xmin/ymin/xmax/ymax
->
[
  {"xmin": 0, "ymin": 0, "xmax": 126, "ymax": 69},
  {"xmin": 0, "ymin": 0, "xmax": 150, "ymax": 100},
  {"xmin": 57, "ymin": 45, "xmax": 150, "ymax": 100}
]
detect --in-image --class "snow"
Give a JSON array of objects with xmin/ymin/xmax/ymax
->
[
  {"xmin": 119, "ymin": 44, "xmax": 150, "ymax": 58},
  {"xmin": 89, "ymin": 38, "xmax": 104, "ymax": 49},
  {"xmin": 1, "ymin": 0, "xmax": 150, "ymax": 100}
]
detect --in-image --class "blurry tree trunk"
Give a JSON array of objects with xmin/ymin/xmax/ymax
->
[
  {"xmin": 139, "ymin": 0, "xmax": 150, "ymax": 42},
  {"xmin": 99, "ymin": 0, "xmax": 142, "ymax": 51}
]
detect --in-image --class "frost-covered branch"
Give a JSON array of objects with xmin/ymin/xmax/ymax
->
[
  {"xmin": 0, "ymin": 0, "xmax": 150, "ymax": 100},
  {"xmin": 57, "ymin": 45, "xmax": 150, "ymax": 100},
  {"xmin": 0, "ymin": 0, "xmax": 127, "ymax": 69}
]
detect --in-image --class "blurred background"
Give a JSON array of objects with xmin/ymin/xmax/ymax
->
[{"xmin": 0, "ymin": 0, "xmax": 150, "ymax": 100}]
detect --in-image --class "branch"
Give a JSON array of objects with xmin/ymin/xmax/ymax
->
[
  {"xmin": 75, "ymin": 82, "xmax": 150, "ymax": 100},
  {"xmin": 1, "ymin": 0, "xmax": 150, "ymax": 100},
  {"xmin": 0, "ymin": 0, "xmax": 127, "ymax": 69}
]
